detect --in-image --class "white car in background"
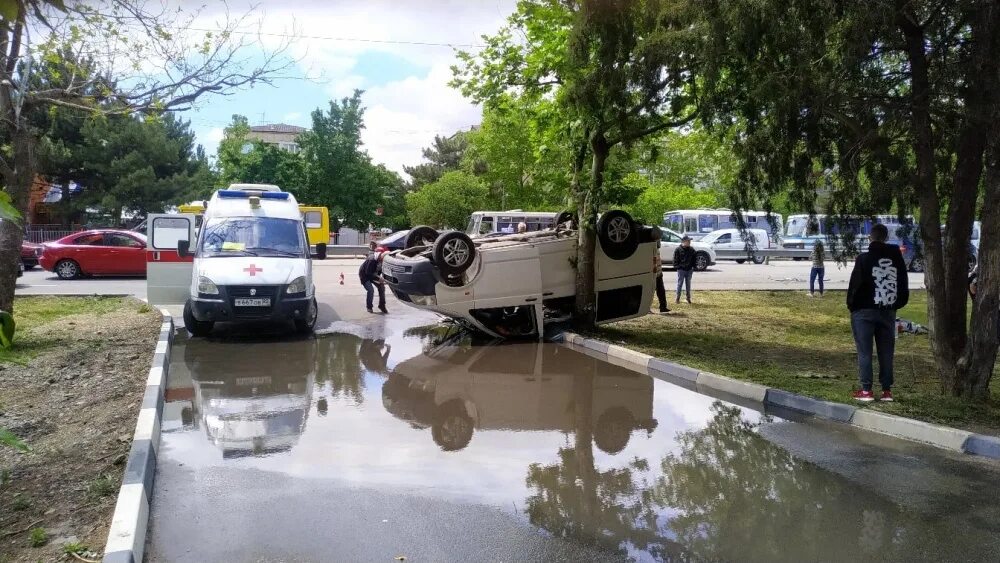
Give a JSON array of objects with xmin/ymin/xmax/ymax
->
[
  {"xmin": 382, "ymin": 210, "xmax": 660, "ymax": 339},
  {"xmin": 699, "ymin": 228, "xmax": 772, "ymax": 264},
  {"xmin": 659, "ymin": 228, "xmax": 717, "ymax": 271}
]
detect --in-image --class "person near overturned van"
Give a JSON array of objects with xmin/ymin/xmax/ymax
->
[
  {"xmin": 673, "ymin": 236, "xmax": 696, "ymax": 304},
  {"xmin": 846, "ymin": 223, "xmax": 909, "ymax": 402},
  {"xmin": 653, "ymin": 251, "xmax": 669, "ymax": 313},
  {"xmin": 359, "ymin": 251, "xmax": 388, "ymax": 314},
  {"xmin": 808, "ymin": 240, "xmax": 826, "ymax": 297}
]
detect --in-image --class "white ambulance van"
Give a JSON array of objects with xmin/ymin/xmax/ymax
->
[{"xmin": 177, "ymin": 184, "xmax": 325, "ymax": 336}]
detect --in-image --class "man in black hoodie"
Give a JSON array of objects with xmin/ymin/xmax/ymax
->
[{"xmin": 847, "ymin": 223, "xmax": 909, "ymax": 402}]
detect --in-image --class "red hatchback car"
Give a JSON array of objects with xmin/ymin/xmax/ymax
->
[{"xmin": 39, "ymin": 230, "xmax": 148, "ymax": 279}]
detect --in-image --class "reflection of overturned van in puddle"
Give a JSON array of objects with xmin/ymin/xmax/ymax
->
[
  {"xmin": 184, "ymin": 336, "xmax": 317, "ymax": 458},
  {"xmin": 383, "ymin": 340, "xmax": 657, "ymax": 452}
]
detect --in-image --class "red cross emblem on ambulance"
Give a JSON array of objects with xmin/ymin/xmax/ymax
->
[{"xmin": 243, "ymin": 264, "xmax": 263, "ymax": 276}]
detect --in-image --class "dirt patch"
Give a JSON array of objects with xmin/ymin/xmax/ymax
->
[{"xmin": 1, "ymin": 298, "xmax": 161, "ymax": 562}]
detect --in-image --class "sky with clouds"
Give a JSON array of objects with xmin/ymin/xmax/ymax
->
[{"xmin": 181, "ymin": 0, "xmax": 517, "ymax": 175}]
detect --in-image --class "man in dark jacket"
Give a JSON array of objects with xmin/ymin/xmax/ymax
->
[
  {"xmin": 847, "ymin": 223, "xmax": 909, "ymax": 402},
  {"xmin": 673, "ymin": 236, "xmax": 697, "ymax": 304},
  {"xmin": 359, "ymin": 251, "xmax": 388, "ymax": 314}
]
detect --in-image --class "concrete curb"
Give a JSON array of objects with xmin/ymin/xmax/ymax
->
[
  {"xmin": 102, "ymin": 307, "xmax": 173, "ymax": 563},
  {"xmin": 560, "ymin": 331, "xmax": 1000, "ymax": 461}
]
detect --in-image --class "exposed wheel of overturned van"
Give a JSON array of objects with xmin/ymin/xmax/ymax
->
[
  {"xmin": 433, "ymin": 231, "xmax": 477, "ymax": 277},
  {"xmin": 183, "ymin": 300, "xmax": 214, "ymax": 337},
  {"xmin": 751, "ymin": 254, "xmax": 766, "ymax": 265},
  {"xmin": 405, "ymin": 225, "xmax": 440, "ymax": 249},
  {"xmin": 597, "ymin": 210, "xmax": 639, "ymax": 260},
  {"xmin": 694, "ymin": 252, "xmax": 711, "ymax": 272},
  {"xmin": 295, "ymin": 297, "xmax": 318, "ymax": 334}
]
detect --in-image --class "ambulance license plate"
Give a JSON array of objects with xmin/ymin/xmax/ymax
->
[{"xmin": 234, "ymin": 298, "xmax": 270, "ymax": 307}]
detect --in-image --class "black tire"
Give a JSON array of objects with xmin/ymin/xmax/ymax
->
[
  {"xmin": 751, "ymin": 254, "xmax": 766, "ymax": 265},
  {"xmin": 294, "ymin": 297, "xmax": 318, "ymax": 334},
  {"xmin": 55, "ymin": 259, "xmax": 81, "ymax": 280},
  {"xmin": 555, "ymin": 210, "xmax": 577, "ymax": 229},
  {"xmin": 792, "ymin": 257, "xmax": 805, "ymax": 262},
  {"xmin": 183, "ymin": 300, "xmax": 214, "ymax": 337},
  {"xmin": 597, "ymin": 210, "xmax": 639, "ymax": 260},
  {"xmin": 694, "ymin": 252, "xmax": 711, "ymax": 272},
  {"xmin": 735, "ymin": 259, "xmax": 746, "ymax": 264},
  {"xmin": 910, "ymin": 257, "xmax": 924, "ymax": 273},
  {"xmin": 968, "ymin": 254, "xmax": 978, "ymax": 272},
  {"xmin": 433, "ymin": 231, "xmax": 477, "ymax": 277},
  {"xmin": 405, "ymin": 225, "xmax": 439, "ymax": 249}
]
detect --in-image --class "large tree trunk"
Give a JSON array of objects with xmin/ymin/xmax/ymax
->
[
  {"xmin": 0, "ymin": 127, "xmax": 36, "ymax": 314},
  {"xmin": 956, "ymin": 2, "xmax": 1000, "ymax": 400},
  {"xmin": 898, "ymin": 10, "xmax": 964, "ymax": 391},
  {"xmin": 574, "ymin": 134, "xmax": 611, "ymax": 326}
]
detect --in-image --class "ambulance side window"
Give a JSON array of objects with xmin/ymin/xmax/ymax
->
[{"xmin": 151, "ymin": 217, "xmax": 192, "ymax": 250}]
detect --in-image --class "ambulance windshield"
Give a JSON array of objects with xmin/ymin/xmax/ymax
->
[{"xmin": 199, "ymin": 217, "xmax": 306, "ymax": 258}]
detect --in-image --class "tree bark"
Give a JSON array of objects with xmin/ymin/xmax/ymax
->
[
  {"xmin": 0, "ymin": 127, "xmax": 36, "ymax": 314},
  {"xmin": 574, "ymin": 133, "xmax": 610, "ymax": 326},
  {"xmin": 897, "ymin": 9, "xmax": 962, "ymax": 391},
  {"xmin": 956, "ymin": 1, "xmax": 1000, "ymax": 400}
]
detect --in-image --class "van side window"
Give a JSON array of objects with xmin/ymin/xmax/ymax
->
[
  {"xmin": 304, "ymin": 211, "xmax": 322, "ymax": 229},
  {"xmin": 715, "ymin": 233, "xmax": 732, "ymax": 243}
]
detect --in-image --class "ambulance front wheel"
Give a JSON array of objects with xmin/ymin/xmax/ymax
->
[
  {"xmin": 295, "ymin": 297, "xmax": 318, "ymax": 334},
  {"xmin": 183, "ymin": 300, "xmax": 214, "ymax": 337}
]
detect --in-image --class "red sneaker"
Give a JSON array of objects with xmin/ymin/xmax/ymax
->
[
  {"xmin": 852, "ymin": 390, "xmax": 875, "ymax": 402},
  {"xmin": 880, "ymin": 390, "xmax": 894, "ymax": 402}
]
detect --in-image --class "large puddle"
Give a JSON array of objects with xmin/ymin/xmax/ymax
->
[{"xmin": 153, "ymin": 323, "xmax": 1000, "ymax": 562}]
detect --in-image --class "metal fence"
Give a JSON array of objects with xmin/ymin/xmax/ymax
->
[{"xmin": 25, "ymin": 225, "xmax": 79, "ymax": 243}]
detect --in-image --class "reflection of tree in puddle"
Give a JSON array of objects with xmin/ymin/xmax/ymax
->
[
  {"xmin": 527, "ymin": 400, "xmax": 995, "ymax": 561},
  {"xmin": 525, "ymin": 372, "xmax": 691, "ymax": 562},
  {"xmin": 315, "ymin": 334, "xmax": 395, "ymax": 407}
]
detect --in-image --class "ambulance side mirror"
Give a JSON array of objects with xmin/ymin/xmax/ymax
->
[
  {"xmin": 177, "ymin": 239, "xmax": 190, "ymax": 258},
  {"xmin": 314, "ymin": 242, "xmax": 327, "ymax": 260}
]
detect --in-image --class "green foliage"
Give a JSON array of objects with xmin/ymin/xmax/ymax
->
[
  {"xmin": 87, "ymin": 474, "xmax": 116, "ymax": 499},
  {"xmin": 216, "ymin": 115, "xmax": 306, "ymax": 191},
  {"xmin": 299, "ymin": 92, "xmax": 406, "ymax": 230},
  {"xmin": 29, "ymin": 527, "xmax": 47, "ymax": 548},
  {"xmin": 0, "ymin": 428, "xmax": 29, "ymax": 452},
  {"xmin": 0, "ymin": 192, "xmax": 19, "ymax": 222},
  {"xmin": 62, "ymin": 543, "xmax": 89, "ymax": 556},
  {"xmin": 463, "ymin": 95, "xmax": 570, "ymax": 210},
  {"xmin": 623, "ymin": 175, "xmax": 720, "ymax": 225},
  {"xmin": 0, "ymin": 310, "xmax": 14, "ymax": 349},
  {"xmin": 404, "ymin": 133, "xmax": 470, "ymax": 190},
  {"xmin": 405, "ymin": 171, "xmax": 490, "ymax": 229}
]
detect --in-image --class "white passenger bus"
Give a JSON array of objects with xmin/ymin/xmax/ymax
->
[
  {"xmin": 661, "ymin": 209, "xmax": 783, "ymax": 241},
  {"xmin": 466, "ymin": 211, "xmax": 559, "ymax": 236}
]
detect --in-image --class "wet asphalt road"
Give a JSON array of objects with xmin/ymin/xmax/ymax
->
[{"xmin": 146, "ymin": 308, "xmax": 1000, "ymax": 562}]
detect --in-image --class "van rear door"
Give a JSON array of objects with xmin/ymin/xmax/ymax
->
[{"xmin": 146, "ymin": 214, "xmax": 196, "ymax": 305}]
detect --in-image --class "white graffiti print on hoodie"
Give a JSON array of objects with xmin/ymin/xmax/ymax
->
[{"xmin": 872, "ymin": 257, "xmax": 898, "ymax": 306}]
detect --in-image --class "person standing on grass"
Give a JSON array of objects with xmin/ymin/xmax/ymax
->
[
  {"xmin": 674, "ymin": 236, "xmax": 696, "ymax": 304},
  {"xmin": 654, "ymin": 251, "xmax": 669, "ymax": 313},
  {"xmin": 847, "ymin": 223, "xmax": 909, "ymax": 402},
  {"xmin": 809, "ymin": 240, "xmax": 826, "ymax": 297},
  {"xmin": 359, "ymin": 251, "xmax": 388, "ymax": 314}
]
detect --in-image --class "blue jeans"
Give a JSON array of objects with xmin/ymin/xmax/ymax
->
[
  {"xmin": 810, "ymin": 267, "xmax": 825, "ymax": 295},
  {"xmin": 850, "ymin": 309, "xmax": 896, "ymax": 391},
  {"xmin": 361, "ymin": 278, "xmax": 385, "ymax": 310},
  {"xmin": 676, "ymin": 269, "xmax": 693, "ymax": 301}
]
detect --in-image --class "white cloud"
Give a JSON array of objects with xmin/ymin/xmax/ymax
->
[
  {"xmin": 187, "ymin": 0, "xmax": 515, "ymax": 173},
  {"xmin": 361, "ymin": 64, "xmax": 482, "ymax": 174}
]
